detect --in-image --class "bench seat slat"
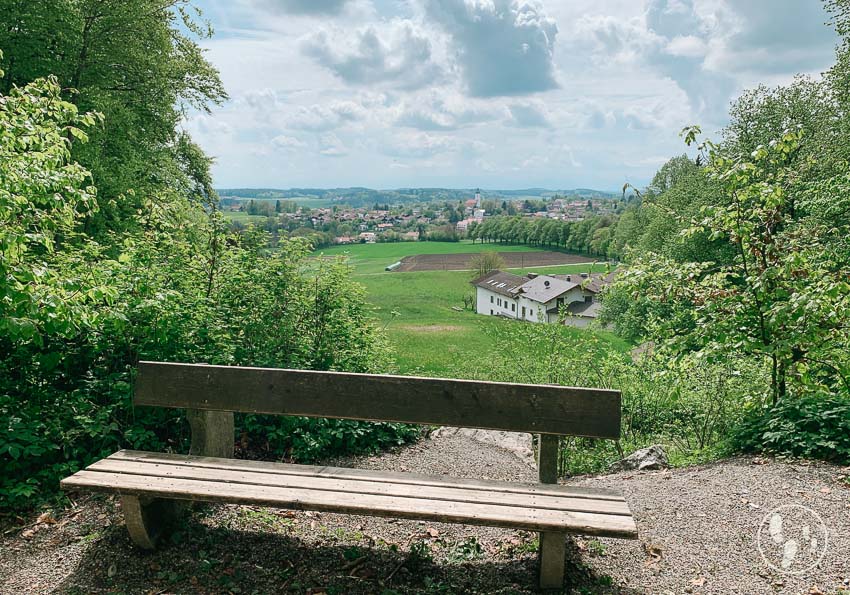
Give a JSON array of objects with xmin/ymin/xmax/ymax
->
[
  {"xmin": 61, "ymin": 453, "xmax": 637, "ymax": 538},
  {"xmin": 110, "ymin": 450, "xmax": 626, "ymax": 502},
  {"xmin": 86, "ymin": 458, "xmax": 633, "ymax": 517}
]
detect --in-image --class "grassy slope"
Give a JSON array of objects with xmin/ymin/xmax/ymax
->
[{"xmin": 313, "ymin": 242, "xmax": 626, "ymax": 376}]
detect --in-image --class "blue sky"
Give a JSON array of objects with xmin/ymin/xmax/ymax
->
[{"xmin": 185, "ymin": 0, "xmax": 839, "ymax": 190}]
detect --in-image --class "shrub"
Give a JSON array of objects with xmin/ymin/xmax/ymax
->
[
  {"xmin": 732, "ymin": 394, "xmax": 850, "ymax": 463},
  {"xmin": 0, "ymin": 74, "xmax": 417, "ymax": 512}
]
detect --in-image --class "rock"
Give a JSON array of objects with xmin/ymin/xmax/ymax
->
[
  {"xmin": 609, "ymin": 444, "xmax": 669, "ymax": 472},
  {"xmin": 429, "ymin": 427, "xmax": 535, "ymax": 467}
]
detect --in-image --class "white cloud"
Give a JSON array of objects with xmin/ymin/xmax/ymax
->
[
  {"xmin": 286, "ymin": 100, "xmax": 368, "ymax": 131},
  {"xmin": 318, "ymin": 132, "xmax": 348, "ymax": 156},
  {"xmin": 393, "ymin": 90, "xmax": 504, "ymax": 130},
  {"xmin": 665, "ymin": 35, "xmax": 706, "ymax": 58},
  {"xmin": 507, "ymin": 102, "xmax": 551, "ymax": 128},
  {"xmin": 188, "ymin": 0, "xmax": 839, "ymax": 189},
  {"xmin": 272, "ymin": 134, "xmax": 306, "ymax": 149},
  {"xmin": 254, "ymin": 0, "xmax": 352, "ymax": 15},
  {"xmin": 302, "ymin": 21, "xmax": 446, "ymax": 90},
  {"xmin": 424, "ymin": 0, "xmax": 560, "ymax": 97}
]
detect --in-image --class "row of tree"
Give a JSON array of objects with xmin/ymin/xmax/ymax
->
[{"xmin": 467, "ymin": 215, "xmax": 618, "ymax": 258}]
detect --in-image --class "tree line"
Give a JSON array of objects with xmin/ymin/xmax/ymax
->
[{"xmin": 467, "ymin": 214, "xmax": 619, "ymax": 258}]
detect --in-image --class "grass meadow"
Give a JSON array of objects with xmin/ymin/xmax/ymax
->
[{"xmin": 313, "ymin": 241, "xmax": 626, "ymax": 376}]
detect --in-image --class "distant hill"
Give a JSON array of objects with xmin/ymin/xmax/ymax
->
[{"xmin": 217, "ymin": 187, "xmax": 618, "ymax": 207}]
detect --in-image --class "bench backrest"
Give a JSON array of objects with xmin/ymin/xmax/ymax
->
[{"xmin": 135, "ymin": 361, "xmax": 621, "ymax": 439}]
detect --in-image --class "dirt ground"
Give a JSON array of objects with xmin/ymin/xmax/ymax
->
[
  {"xmin": 394, "ymin": 251, "xmax": 596, "ymax": 271},
  {"xmin": 1, "ymin": 434, "xmax": 848, "ymax": 594}
]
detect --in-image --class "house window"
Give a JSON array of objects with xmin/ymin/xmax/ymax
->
[
  {"xmin": 585, "ymin": 295, "xmax": 593, "ymax": 303},
  {"xmin": 497, "ymin": 298, "xmax": 501, "ymax": 306},
  {"xmin": 511, "ymin": 303, "xmax": 515, "ymax": 312},
  {"xmin": 522, "ymin": 306, "xmax": 526, "ymax": 317},
  {"xmin": 490, "ymin": 309, "xmax": 493, "ymax": 315},
  {"xmin": 490, "ymin": 295, "xmax": 493, "ymax": 303}
]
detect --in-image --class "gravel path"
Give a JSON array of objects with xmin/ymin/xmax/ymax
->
[{"xmin": 1, "ymin": 434, "xmax": 848, "ymax": 594}]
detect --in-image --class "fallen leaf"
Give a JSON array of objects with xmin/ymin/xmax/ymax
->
[
  {"xmin": 809, "ymin": 586, "xmax": 825, "ymax": 595},
  {"xmin": 643, "ymin": 543, "xmax": 663, "ymax": 568},
  {"xmin": 819, "ymin": 487, "xmax": 831, "ymax": 494},
  {"xmin": 21, "ymin": 529, "xmax": 35, "ymax": 539},
  {"xmin": 107, "ymin": 563, "xmax": 117, "ymax": 578},
  {"xmin": 576, "ymin": 539, "xmax": 588, "ymax": 552},
  {"xmin": 691, "ymin": 576, "xmax": 707, "ymax": 587},
  {"xmin": 36, "ymin": 512, "xmax": 57, "ymax": 525},
  {"xmin": 426, "ymin": 527, "xmax": 439, "ymax": 538}
]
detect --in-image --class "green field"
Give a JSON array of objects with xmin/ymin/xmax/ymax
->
[
  {"xmin": 313, "ymin": 242, "xmax": 626, "ymax": 375},
  {"xmin": 315, "ymin": 240, "xmax": 602, "ymax": 275},
  {"xmin": 223, "ymin": 211, "xmax": 271, "ymax": 224}
]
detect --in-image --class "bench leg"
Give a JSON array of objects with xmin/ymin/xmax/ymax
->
[
  {"xmin": 539, "ymin": 531, "xmax": 567, "ymax": 590},
  {"xmin": 122, "ymin": 495, "xmax": 183, "ymax": 549},
  {"xmin": 537, "ymin": 434, "xmax": 566, "ymax": 590}
]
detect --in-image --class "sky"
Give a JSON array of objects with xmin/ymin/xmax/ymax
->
[{"xmin": 185, "ymin": 0, "xmax": 840, "ymax": 190}]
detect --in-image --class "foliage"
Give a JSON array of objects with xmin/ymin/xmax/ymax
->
[
  {"xmin": 469, "ymin": 214, "xmax": 618, "ymax": 257},
  {"xmin": 0, "ymin": 72, "xmax": 414, "ymax": 511},
  {"xmin": 0, "ymin": 0, "xmax": 227, "ymax": 238},
  {"xmin": 469, "ymin": 252, "xmax": 504, "ymax": 279},
  {"xmin": 0, "ymin": 68, "xmax": 102, "ymax": 348},
  {"xmin": 732, "ymin": 393, "xmax": 850, "ymax": 463},
  {"xmin": 455, "ymin": 314, "xmax": 756, "ymax": 475},
  {"xmin": 426, "ymin": 224, "xmax": 460, "ymax": 242}
]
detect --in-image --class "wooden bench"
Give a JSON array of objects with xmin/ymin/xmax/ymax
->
[{"xmin": 61, "ymin": 361, "xmax": 638, "ymax": 590}]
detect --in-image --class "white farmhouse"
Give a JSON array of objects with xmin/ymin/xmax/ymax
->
[{"xmin": 471, "ymin": 270, "xmax": 607, "ymax": 327}]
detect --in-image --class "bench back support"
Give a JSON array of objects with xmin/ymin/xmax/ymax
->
[
  {"xmin": 135, "ymin": 362, "xmax": 621, "ymax": 439},
  {"xmin": 187, "ymin": 409, "xmax": 234, "ymax": 459}
]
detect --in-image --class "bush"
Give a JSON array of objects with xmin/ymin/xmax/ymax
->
[
  {"xmin": 0, "ymin": 75, "xmax": 416, "ymax": 512},
  {"xmin": 449, "ymin": 319, "xmax": 760, "ymax": 475},
  {"xmin": 732, "ymin": 394, "xmax": 850, "ymax": 463}
]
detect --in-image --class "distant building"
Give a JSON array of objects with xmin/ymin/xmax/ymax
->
[
  {"xmin": 470, "ymin": 270, "xmax": 612, "ymax": 327},
  {"xmin": 456, "ymin": 218, "xmax": 477, "ymax": 232},
  {"xmin": 358, "ymin": 232, "xmax": 377, "ymax": 243}
]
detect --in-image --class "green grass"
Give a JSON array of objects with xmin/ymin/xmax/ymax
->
[
  {"xmin": 316, "ymin": 242, "xmax": 625, "ymax": 376},
  {"xmin": 222, "ymin": 211, "xmax": 272, "ymax": 224}
]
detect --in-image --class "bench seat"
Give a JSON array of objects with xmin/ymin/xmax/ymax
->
[{"xmin": 62, "ymin": 449, "xmax": 637, "ymax": 538}]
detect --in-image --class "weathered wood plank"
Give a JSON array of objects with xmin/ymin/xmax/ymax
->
[
  {"xmin": 187, "ymin": 410, "xmax": 234, "ymax": 458},
  {"xmin": 109, "ymin": 450, "xmax": 627, "ymax": 502},
  {"xmin": 86, "ymin": 459, "xmax": 632, "ymax": 517},
  {"xmin": 60, "ymin": 470, "xmax": 639, "ymax": 537},
  {"xmin": 538, "ymin": 434, "xmax": 567, "ymax": 590},
  {"xmin": 134, "ymin": 362, "xmax": 621, "ymax": 438}
]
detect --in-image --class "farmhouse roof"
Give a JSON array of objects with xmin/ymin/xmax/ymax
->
[
  {"xmin": 551, "ymin": 271, "xmax": 616, "ymax": 293},
  {"xmin": 518, "ymin": 275, "xmax": 579, "ymax": 304},
  {"xmin": 470, "ymin": 270, "xmax": 527, "ymax": 298}
]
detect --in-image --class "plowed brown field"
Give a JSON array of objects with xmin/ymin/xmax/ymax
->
[{"xmin": 394, "ymin": 251, "xmax": 595, "ymax": 271}]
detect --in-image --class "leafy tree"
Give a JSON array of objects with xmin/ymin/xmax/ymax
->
[
  {"xmin": 0, "ymin": 59, "xmax": 102, "ymax": 352},
  {"xmin": 470, "ymin": 252, "xmax": 505, "ymax": 279},
  {"xmin": 0, "ymin": 0, "xmax": 227, "ymax": 237},
  {"xmin": 614, "ymin": 127, "xmax": 850, "ymax": 405}
]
